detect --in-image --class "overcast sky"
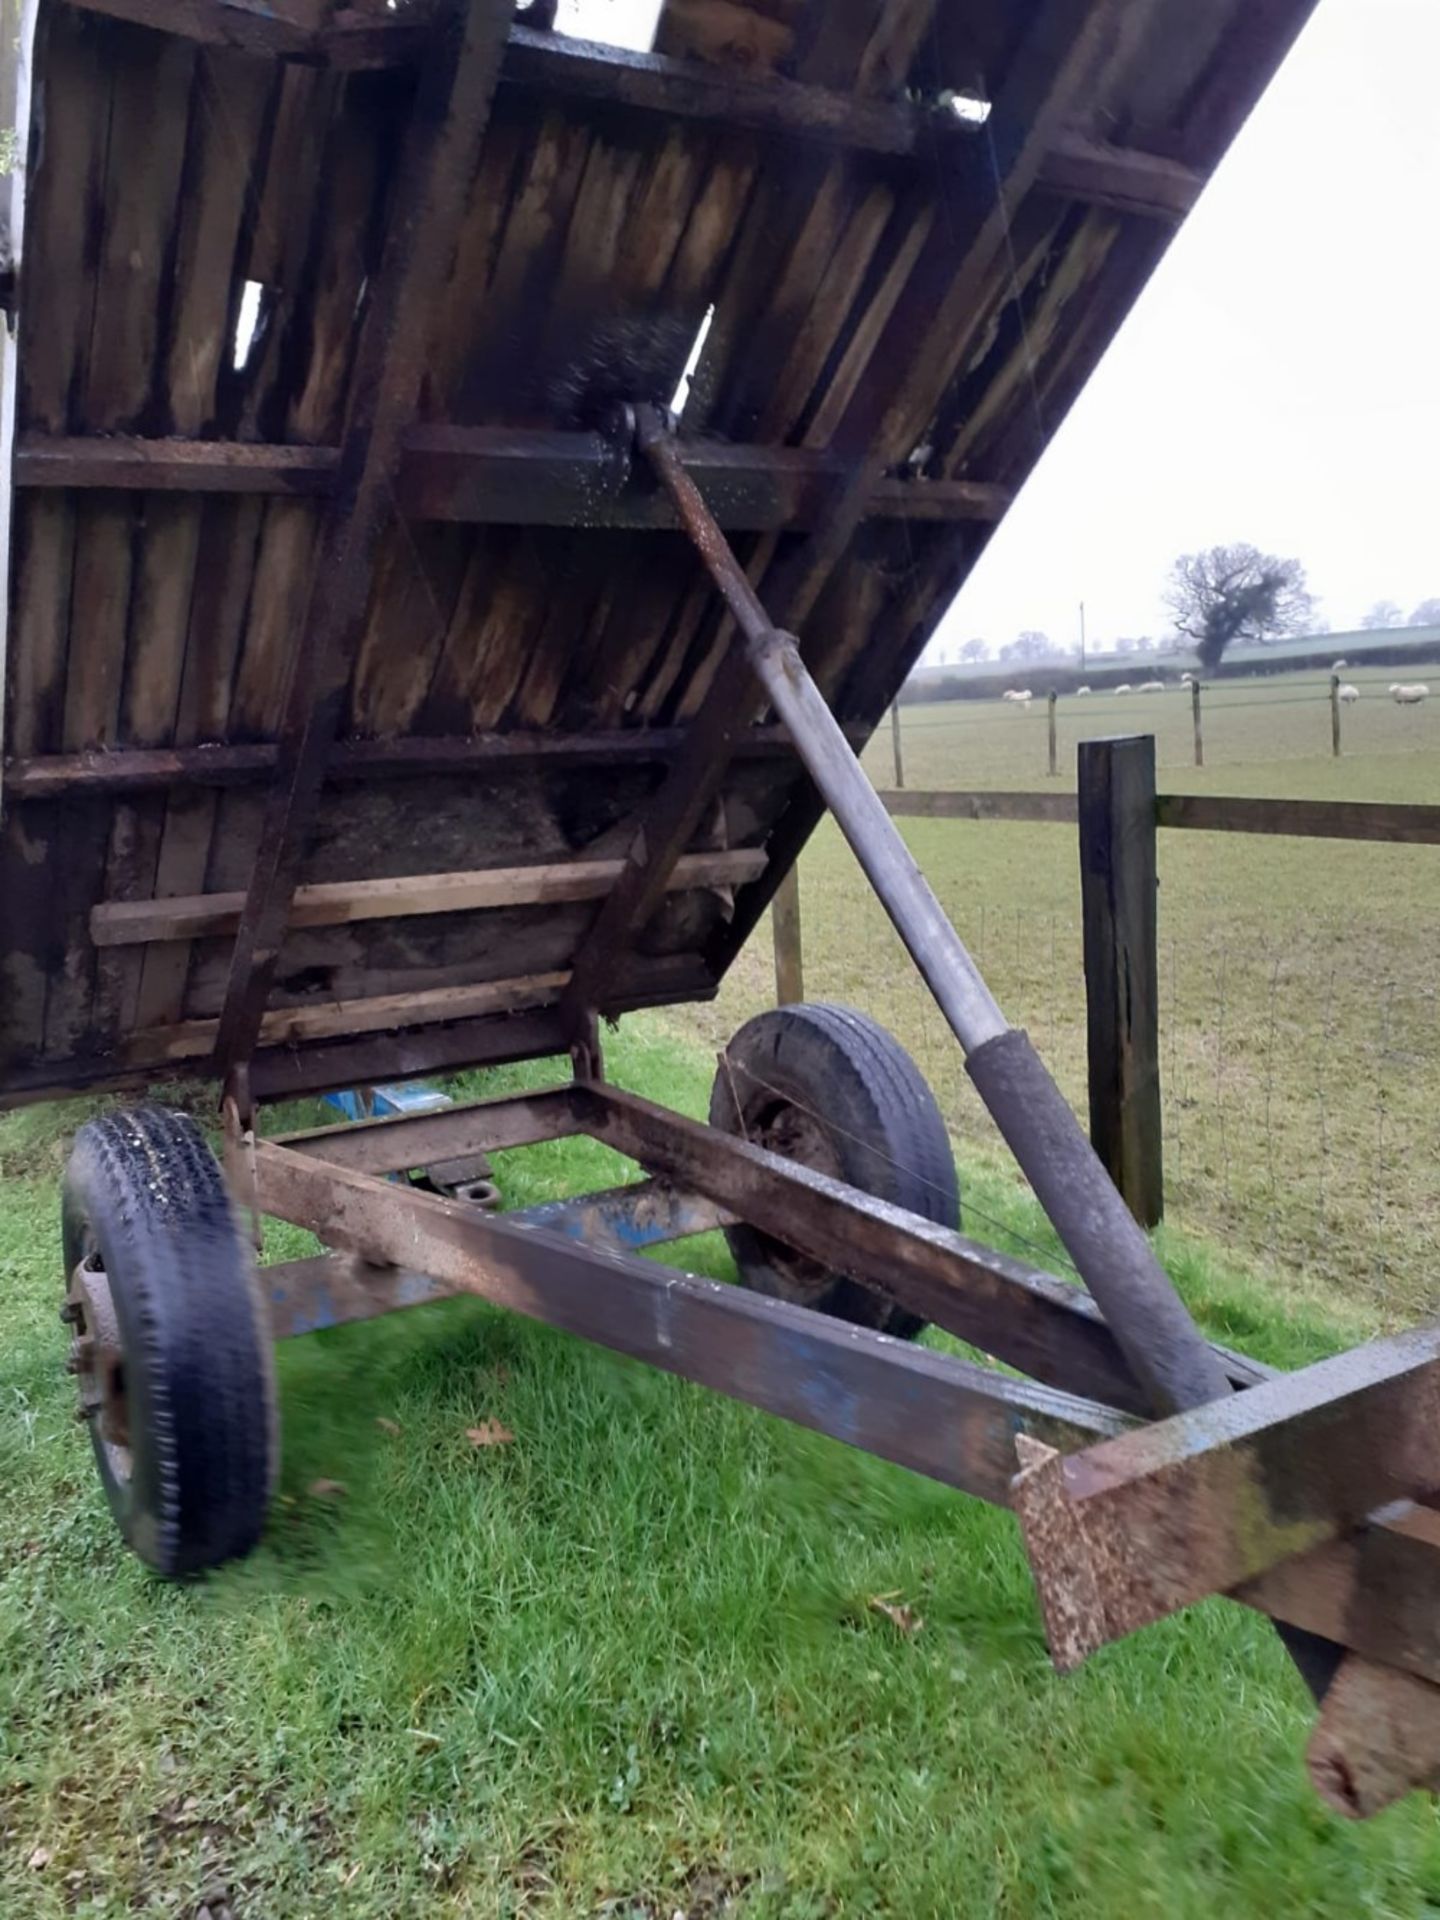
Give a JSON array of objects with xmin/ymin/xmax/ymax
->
[{"xmin": 933, "ymin": 0, "xmax": 1440, "ymax": 657}]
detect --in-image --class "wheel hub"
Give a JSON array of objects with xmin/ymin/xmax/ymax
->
[{"xmin": 63, "ymin": 1255, "xmax": 131, "ymax": 1474}]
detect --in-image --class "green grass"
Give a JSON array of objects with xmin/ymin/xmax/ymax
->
[
  {"xmin": 679, "ymin": 668, "xmax": 1440, "ymax": 1326},
  {"xmin": 2, "ymin": 1019, "xmax": 1438, "ymax": 1916}
]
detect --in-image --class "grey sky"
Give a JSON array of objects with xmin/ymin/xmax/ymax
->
[{"xmin": 933, "ymin": 0, "xmax": 1440, "ymax": 656}]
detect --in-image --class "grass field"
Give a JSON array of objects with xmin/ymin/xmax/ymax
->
[
  {"xmin": 2, "ymin": 1022, "xmax": 1439, "ymax": 1917},
  {"xmin": 0, "ymin": 666, "xmax": 1436, "ymax": 1913},
  {"xmin": 684, "ymin": 667, "xmax": 1440, "ymax": 1327}
]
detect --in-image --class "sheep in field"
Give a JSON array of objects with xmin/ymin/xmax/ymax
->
[
  {"xmin": 1337, "ymin": 683, "xmax": 1360, "ymax": 703},
  {"xmin": 1137, "ymin": 679, "xmax": 1165, "ymax": 692},
  {"xmin": 1391, "ymin": 683, "xmax": 1430, "ymax": 704},
  {"xmin": 1075, "ymin": 685, "xmax": 1092, "ymax": 696},
  {"xmin": 1332, "ymin": 659, "xmax": 1348, "ymax": 671},
  {"xmin": 1180, "ymin": 672, "xmax": 1194, "ymax": 686},
  {"xmin": 1114, "ymin": 683, "xmax": 1132, "ymax": 695},
  {"xmin": 1001, "ymin": 689, "xmax": 1020, "ymax": 702},
  {"xmin": 1010, "ymin": 689, "xmax": 1034, "ymax": 707}
]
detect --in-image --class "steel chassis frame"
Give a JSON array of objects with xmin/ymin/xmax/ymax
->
[
  {"xmin": 219, "ymin": 407, "xmax": 1440, "ymax": 1823},
  {"xmin": 245, "ymin": 1073, "xmax": 1440, "ymax": 1822}
]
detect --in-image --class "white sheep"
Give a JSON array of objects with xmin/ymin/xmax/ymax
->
[
  {"xmin": 1137, "ymin": 679, "xmax": 1165, "ymax": 693},
  {"xmin": 1114, "ymin": 683, "xmax": 1132, "ymax": 695},
  {"xmin": 1075, "ymin": 685, "xmax": 1092, "ymax": 697},
  {"xmin": 1391, "ymin": 683, "xmax": 1430, "ymax": 704},
  {"xmin": 1011, "ymin": 688, "xmax": 1034, "ymax": 707},
  {"xmin": 1180, "ymin": 672, "xmax": 1194, "ymax": 686},
  {"xmin": 1337, "ymin": 683, "xmax": 1360, "ymax": 703},
  {"xmin": 1001, "ymin": 689, "xmax": 1019, "ymax": 702},
  {"xmin": 1332, "ymin": 659, "xmax": 1348, "ymax": 671}
]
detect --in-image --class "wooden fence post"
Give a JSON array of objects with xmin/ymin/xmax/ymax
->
[
  {"xmin": 1191, "ymin": 679, "xmax": 1204, "ymax": 768},
  {"xmin": 1331, "ymin": 674, "xmax": 1342, "ymax": 758},
  {"xmin": 772, "ymin": 864, "xmax": 804, "ymax": 1005},
  {"xmin": 1077, "ymin": 734, "xmax": 1163, "ymax": 1228},
  {"xmin": 1047, "ymin": 690, "xmax": 1058, "ymax": 776},
  {"xmin": 890, "ymin": 703, "xmax": 905, "ymax": 788}
]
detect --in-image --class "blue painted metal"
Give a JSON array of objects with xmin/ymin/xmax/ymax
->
[
  {"xmin": 323, "ymin": 1080, "xmax": 454, "ymax": 1124},
  {"xmin": 265, "ymin": 1181, "xmax": 731, "ymax": 1338},
  {"xmin": 508, "ymin": 1180, "xmax": 730, "ymax": 1257}
]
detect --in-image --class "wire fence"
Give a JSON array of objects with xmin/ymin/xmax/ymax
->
[
  {"xmin": 689, "ymin": 824, "xmax": 1440, "ymax": 1329},
  {"xmin": 872, "ymin": 668, "xmax": 1440, "ymax": 785}
]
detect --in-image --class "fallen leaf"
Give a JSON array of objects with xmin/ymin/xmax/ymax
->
[
  {"xmin": 375, "ymin": 1417, "xmax": 402, "ymax": 1438},
  {"xmin": 867, "ymin": 1594, "xmax": 924, "ymax": 1637},
  {"xmin": 308, "ymin": 1478, "xmax": 348, "ymax": 1499},
  {"xmin": 465, "ymin": 1420, "xmax": 514, "ymax": 1449},
  {"xmin": 27, "ymin": 1846, "xmax": 51, "ymax": 1870}
]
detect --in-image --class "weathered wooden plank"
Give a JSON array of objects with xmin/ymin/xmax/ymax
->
[
  {"xmin": 212, "ymin": 0, "xmax": 518, "ymax": 1077},
  {"xmin": 770, "ymin": 864, "xmax": 803, "ymax": 1004},
  {"xmin": 15, "ymin": 429, "xmax": 1011, "ymax": 528},
  {"xmin": 2, "ymin": 722, "xmax": 841, "ymax": 799},
  {"xmin": 880, "ymin": 788, "xmax": 1080, "ymax": 824},
  {"xmin": 1155, "ymin": 794, "xmax": 1440, "ymax": 845},
  {"xmin": 136, "ymin": 966, "xmax": 570, "ymax": 1065},
  {"xmin": 1038, "ymin": 130, "xmax": 1203, "ymax": 221},
  {"xmin": 92, "ymin": 847, "xmax": 768, "ymax": 945}
]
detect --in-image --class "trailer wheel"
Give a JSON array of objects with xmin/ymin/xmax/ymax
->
[
  {"xmin": 60, "ymin": 1108, "xmax": 277, "ymax": 1577},
  {"xmin": 710, "ymin": 1003, "xmax": 959, "ymax": 1339}
]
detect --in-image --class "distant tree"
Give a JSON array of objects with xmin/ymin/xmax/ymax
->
[
  {"xmin": 1113, "ymin": 635, "xmax": 1137, "ymax": 655},
  {"xmin": 960, "ymin": 637, "xmax": 989, "ymax": 662},
  {"xmin": 1163, "ymin": 544, "xmax": 1314, "ymax": 672},
  {"xmin": 1408, "ymin": 598, "xmax": 1440, "ymax": 628},
  {"xmin": 1131, "ymin": 636, "xmax": 1156, "ymax": 653},
  {"xmin": 1011, "ymin": 630, "xmax": 1053, "ymax": 661},
  {"xmin": 1360, "ymin": 600, "xmax": 1403, "ymax": 631},
  {"xmin": 1307, "ymin": 611, "xmax": 1332, "ymax": 634}
]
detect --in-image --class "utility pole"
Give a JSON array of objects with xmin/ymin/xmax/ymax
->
[{"xmin": 1079, "ymin": 600, "xmax": 1087, "ymax": 672}]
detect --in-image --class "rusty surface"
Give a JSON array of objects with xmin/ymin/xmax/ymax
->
[
  {"xmin": 1307, "ymin": 1655, "xmax": 1440, "ymax": 1820},
  {"xmin": 272, "ymin": 1082, "xmax": 585, "ymax": 1172},
  {"xmin": 1013, "ymin": 1319, "xmax": 1440, "ymax": 1658},
  {"xmin": 254, "ymin": 1137, "xmax": 1133, "ymax": 1502},
  {"xmin": 582, "ymin": 1081, "xmax": 1267, "ymax": 1413}
]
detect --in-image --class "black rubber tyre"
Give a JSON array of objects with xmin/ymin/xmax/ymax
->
[
  {"xmin": 61, "ymin": 1107, "xmax": 277, "ymax": 1577},
  {"xmin": 709, "ymin": 1002, "xmax": 959, "ymax": 1339}
]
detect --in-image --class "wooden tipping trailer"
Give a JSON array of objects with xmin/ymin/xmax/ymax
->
[{"xmin": 3, "ymin": 0, "xmax": 1436, "ymax": 1819}]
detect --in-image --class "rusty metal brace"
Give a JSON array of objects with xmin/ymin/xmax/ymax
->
[{"xmin": 625, "ymin": 402, "xmax": 1434, "ymax": 1754}]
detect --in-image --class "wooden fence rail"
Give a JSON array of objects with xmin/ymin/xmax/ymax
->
[{"xmin": 769, "ymin": 743, "xmax": 1440, "ymax": 1228}]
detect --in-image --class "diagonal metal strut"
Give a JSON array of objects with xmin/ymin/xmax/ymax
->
[{"xmin": 632, "ymin": 404, "xmax": 1227, "ymax": 1421}]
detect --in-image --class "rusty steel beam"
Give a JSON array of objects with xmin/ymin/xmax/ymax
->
[
  {"xmin": 1010, "ymin": 1320, "xmax": 1440, "ymax": 1662},
  {"xmin": 580, "ymin": 1082, "xmax": 1267, "ymax": 1416},
  {"xmin": 273, "ymin": 1084, "xmax": 586, "ymax": 1173},
  {"xmin": 212, "ymin": 0, "xmax": 516, "ymax": 1082},
  {"xmin": 263, "ymin": 1180, "xmax": 729, "ymax": 1334},
  {"xmin": 251, "ymin": 1139, "xmax": 1133, "ymax": 1503}
]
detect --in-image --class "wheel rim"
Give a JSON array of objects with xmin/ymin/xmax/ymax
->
[
  {"xmin": 748, "ymin": 1096, "xmax": 845, "ymax": 1299},
  {"xmin": 62, "ymin": 1244, "xmax": 133, "ymax": 1485}
]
